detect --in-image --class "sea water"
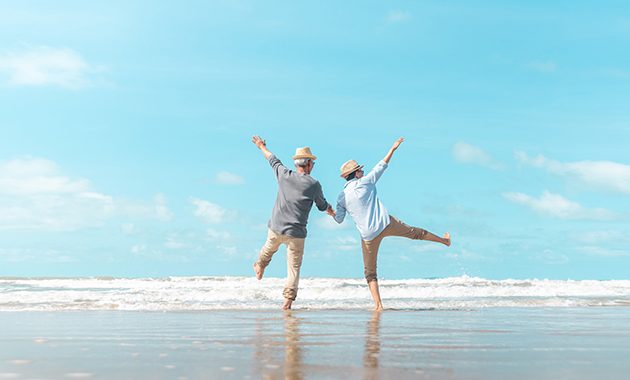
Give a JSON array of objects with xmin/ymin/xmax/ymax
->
[{"xmin": 2, "ymin": 276, "xmax": 630, "ymax": 311}]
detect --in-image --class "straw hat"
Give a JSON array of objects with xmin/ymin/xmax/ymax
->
[
  {"xmin": 340, "ymin": 159, "xmax": 364, "ymax": 178},
  {"xmin": 292, "ymin": 147, "xmax": 317, "ymax": 160}
]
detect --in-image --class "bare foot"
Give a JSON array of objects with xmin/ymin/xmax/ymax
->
[
  {"xmin": 374, "ymin": 305, "xmax": 383, "ymax": 311},
  {"xmin": 253, "ymin": 262, "xmax": 264, "ymax": 280},
  {"xmin": 443, "ymin": 233, "xmax": 451, "ymax": 247},
  {"xmin": 282, "ymin": 299, "xmax": 293, "ymax": 310}
]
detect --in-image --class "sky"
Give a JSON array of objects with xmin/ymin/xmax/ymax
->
[{"xmin": 1, "ymin": 1, "xmax": 629, "ymax": 280}]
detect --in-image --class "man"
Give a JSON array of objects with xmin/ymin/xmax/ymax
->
[
  {"xmin": 251, "ymin": 135, "xmax": 334, "ymax": 310},
  {"xmin": 331, "ymin": 137, "xmax": 451, "ymax": 311}
]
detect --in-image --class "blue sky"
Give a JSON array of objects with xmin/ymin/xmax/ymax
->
[{"xmin": 1, "ymin": 1, "xmax": 629, "ymax": 279}]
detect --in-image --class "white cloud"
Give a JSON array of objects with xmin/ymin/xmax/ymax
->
[
  {"xmin": 0, "ymin": 157, "xmax": 90, "ymax": 194},
  {"xmin": 334, "ymin": 236, "xmax": 359, "ymax": 251},
  {"xmin": 0, "ymin": 157, "xmax": 172, "ymax": 230},
  {"xmin": 575, "ymin": 230, "xmax": 628, "ymax": 245},
  {"xmin": 577, "ymin": 246, "xmax": 630, "ymax": 258},
  {"xmin": 215, "ymin": 171, "xmax": 245, "ymax": 185},
  {"xmin": 0, "ymin": 157, "xmax": 114, "ymax": 230},
  {"xmin": 0, "ymin": 248, "xmax": 73, "ymax": 263},
  {"xmin": 191, "ymin": 198, "xmax": 234, "ymax": 224},
  {"xmin": 0, "ymin": 46, "xmax": 100, "ymax": 89},
  {"xmin": 206, "ymin": 228, "xmax": 231, "ymax": 240},
  {"xmin": 316, "ymin": 215, "xmax": 347, "ymax": 230},
  {"xmin": 217, "ymin": 245, "xmax": 238, "ymax": 256},
  {"xmin": 120, "ymin": 223, "xmax": 136, "ymax": 235},
  {"xmin": 527, "ymin": 61, "xmax": 557, "ymax": 73},
  {"xmin": 535, "ymin": 249, "xmax": 569, "ymax": 264},
  {"xmin": 154, "ymin": 193, "xmax": 174, "ymax": 222},
  {"xmin": 452, "ymin": 142, "xmax": 502, "ymax": 170},
  {"xmin": 131, "ymin": 244, "xmax": 147, "ymax": 254},
  {"xmin": 516, "ymin": 152, "xmax": 630, "ymax": 195},
  {"xmin": 503, "ymin": 191, "xmax": 616, "ymax": 220},
  {"xmin": 387, "ymin": 10, "xmax": 411, "ymax": 23}
]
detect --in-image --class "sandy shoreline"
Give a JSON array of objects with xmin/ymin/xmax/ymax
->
[{"xmin": 2, "ymin": 308, "xmax": 630, "ymax": 379}]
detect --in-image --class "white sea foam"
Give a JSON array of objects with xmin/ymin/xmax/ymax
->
[{"xmin": 1, "ymin": 276, "xmax": 630, "ymax": 311}]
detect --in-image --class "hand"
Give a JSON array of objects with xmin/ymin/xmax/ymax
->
[
  {"xmin": 252, "ymin": 135, "xmax": 266, "ymax": 149},
  {"xmin": 392, "ymin": 137, "xmax": 404, "ymax": 150},
  {"xmin": 326, "ymin": 205, "xmax": 336, "ymax": 217}
]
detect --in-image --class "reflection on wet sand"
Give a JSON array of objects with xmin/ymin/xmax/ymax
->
[
  {"xmin": 253, "ymin": 311, "xmax": 304, "ymax": 380},
  {"xmin": 364, "ymin": 311, "xmax": 381, "ymax": 379},
  {"xmin": 284, "ymin": 311, "xmax": 303, "ymax": 380}
]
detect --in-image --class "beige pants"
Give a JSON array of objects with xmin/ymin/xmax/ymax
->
[
  {"xmin": 256, "ymin": 229, "xmax": 306, "ymax": 300},
  {"xmin": 361, "ymin": 215, "xmax": 428, "ymax": 283}
]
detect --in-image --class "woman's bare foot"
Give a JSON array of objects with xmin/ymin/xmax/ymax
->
[
  {"xmin": 253, "ymin": 262, "xmax": 264, "ymax": 280},
  {"xmin": 374, "ymin": 304, "xmax": 383, "ymax": 311},
  {"xmin": 443, "ymin": 233, "xmax": 451, "ymax": 247},
  {"xmin": 282, "ymin": 298, "xmax": 293, "ymax": 310}
]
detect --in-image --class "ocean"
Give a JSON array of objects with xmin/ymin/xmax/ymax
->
[{"xmin": 2, "ymin": 276, "xmax": 630, "ymax": 311}]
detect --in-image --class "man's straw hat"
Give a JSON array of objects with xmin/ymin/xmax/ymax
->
[
  {"xmin": 340, "ymin": 159, "xmax": 364, "ymax": 178},
  {"xmin": 293, "ymin": 147, "xmax": 317, "ymax": 160}
]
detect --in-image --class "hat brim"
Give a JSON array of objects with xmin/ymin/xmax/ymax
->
[
  {"xmin": 293, "ymin": 154, "xmax": 317, "ymax": 160},
  {"xmin": 340, "ymin": 165, "xmax": 364, "ymax": 178}
]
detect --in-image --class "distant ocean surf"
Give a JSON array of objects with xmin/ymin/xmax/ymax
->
[{"xmin": 1, "ymin": 276, "xmax": 630, "ymax": 311}]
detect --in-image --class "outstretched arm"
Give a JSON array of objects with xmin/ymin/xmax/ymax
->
[
  {"xmin": 252, "ymin": 135, "xmax": 273, "ymax": 160},
  {"xmin": 383, "ymin": 137, "xmax": 404, "ymax": 164}
]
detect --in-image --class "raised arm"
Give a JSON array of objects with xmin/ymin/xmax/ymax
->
[
  {"xmin": 383, "ymin": 137, "xmax": 404, "ymax": 164},
  {"xmin": 252, "ymin": 135, "xmax": 273, "ymax": 159},
  {"xmin": 252, "ymin": 135, "xmax": 288, "ymax": 178}
]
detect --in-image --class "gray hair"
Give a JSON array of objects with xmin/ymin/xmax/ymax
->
[{"xmin": 294, "ymin": 158, "xmax": 312, "ymax": 168}]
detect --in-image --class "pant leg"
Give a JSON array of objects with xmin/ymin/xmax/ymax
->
[
  {"xmin": 256, "ymin": 229, "xmax": 283, "ymax": 269},
  {"xmin": 382, "ymin": 215, "xmax": 428, "ymax": 240},
  {"xmin": 362, "ymin": 235, "xmax": 384, "ymax": 284},
  {"xmin": 283, "ymin": 237, "xmax": 305, "ymax": 300}
]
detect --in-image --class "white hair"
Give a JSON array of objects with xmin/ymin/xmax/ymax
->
[{"xmin": 294, "ymin": 158, "xmax": 312, "ymax": 168}]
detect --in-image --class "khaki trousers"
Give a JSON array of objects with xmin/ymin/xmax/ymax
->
[
  {"xmin": 256, "ymin": 229, "xmax": 306, "ymax": 300},
  {"xmin": 361, "ymin": 215, "xmax": 428, "ymax": 283}
]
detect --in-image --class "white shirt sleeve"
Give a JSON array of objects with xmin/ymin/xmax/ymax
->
[{"xmin": 362, "ymin": 160, "xmax": 388, "ymax": 184}]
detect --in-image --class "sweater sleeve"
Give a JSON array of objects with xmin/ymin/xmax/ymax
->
[{"xmin": 268, "ymin": 154, "xmax": 289, "ymax": 179}]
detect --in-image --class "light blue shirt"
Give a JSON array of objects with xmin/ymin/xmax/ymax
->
[{"xmin": 334, "ymin": 160, "xmax": 390, "ymax": 241}]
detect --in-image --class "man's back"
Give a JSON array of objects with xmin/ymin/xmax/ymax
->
[{"xmin": 268, "ymin": 155, "xmax": 328, "ymax": 238}]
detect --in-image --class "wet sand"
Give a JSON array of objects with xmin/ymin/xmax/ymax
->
[{"xmin": 1, "ymin": 308, "xmax": 630, "ymax": 379}]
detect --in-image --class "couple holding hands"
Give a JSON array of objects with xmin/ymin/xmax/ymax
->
[{"xmin": 251, "ymin": 136, "xmax": 451, "ymax": 310}]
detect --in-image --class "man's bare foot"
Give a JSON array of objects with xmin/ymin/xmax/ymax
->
[
  {"xmin": 282, "ymin": 299, "xmax": 293, "ymax": 310},
  {"xmin": 253, "ymin": 262, "xmax": 264, "ymax": 280},
  {"xmin": 374, "ymin": 305, "xmax": 383, "ymax": 311},
  {"xmin": 443, "ymin": 233, "xmax": 451, "ymax": 247}
]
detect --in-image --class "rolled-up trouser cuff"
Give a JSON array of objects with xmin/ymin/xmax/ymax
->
[
  {"xmin": 365, "ymin": 273, "xmax": 378, "ymax": 284},
  {"xmin": 283, "ymin": 287, "xmax": 297, "ymax": 301}
]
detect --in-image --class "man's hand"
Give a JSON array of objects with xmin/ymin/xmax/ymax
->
[
  {"xmin": 252, "ymin": 135, "xmax": 266, "ymax": 149},
  {"xmin": 252, "ymin": 135, "xmax": 273, "ymax": 159},
  {"xmin": 326, "ymin": 204, "xmax": 336, "ymax": 217},
  {"xmin": 392, "ymin": 137, "xmax": 404, "ymax": 150}
]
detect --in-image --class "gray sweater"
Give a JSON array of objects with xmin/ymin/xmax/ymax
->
[{"xmin": 267, "ymin": 155, "xmax": 329, "ymax": 238}]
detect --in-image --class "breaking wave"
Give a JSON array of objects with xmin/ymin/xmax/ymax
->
[{"xmin": 1, "ymin": 276, "xmax": 630, "ymax": 311}]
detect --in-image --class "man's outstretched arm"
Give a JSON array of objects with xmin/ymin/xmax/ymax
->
[
  {"xmin": 252, "ymin": 135, "xmax": 273, "ymax": 159},
  {"xmin": 383, "ymin": 137, "xmax": 404, "ymax": 164}
]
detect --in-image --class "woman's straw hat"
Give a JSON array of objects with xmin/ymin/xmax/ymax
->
[
  {"xmin": 340, "ymin": 159, "xmax": 364, "ymax": 178},
  {"xmin": 293, "ymin": 147, "xmax": 317, "ymax": 160}
]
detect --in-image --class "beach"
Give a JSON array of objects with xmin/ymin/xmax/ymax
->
[
  {"xmin": 2, "ymin": 308, "xmax": 630, "ymax": 379},
  {"xmin": 2, "ymin": 276, "xmax": 630, "ymax": 379}
]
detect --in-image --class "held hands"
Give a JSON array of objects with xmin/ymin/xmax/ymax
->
[
  {"xmin": 252, "ymin": 135, "xmax": 266, "ymax": 149},
  {"xmin": 326, "ymin": 204, "xmax": 336, "ymax": 217},
  {"xmin": 392, "ymin": 137, "xmax": 404, "ymax": 150}
]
